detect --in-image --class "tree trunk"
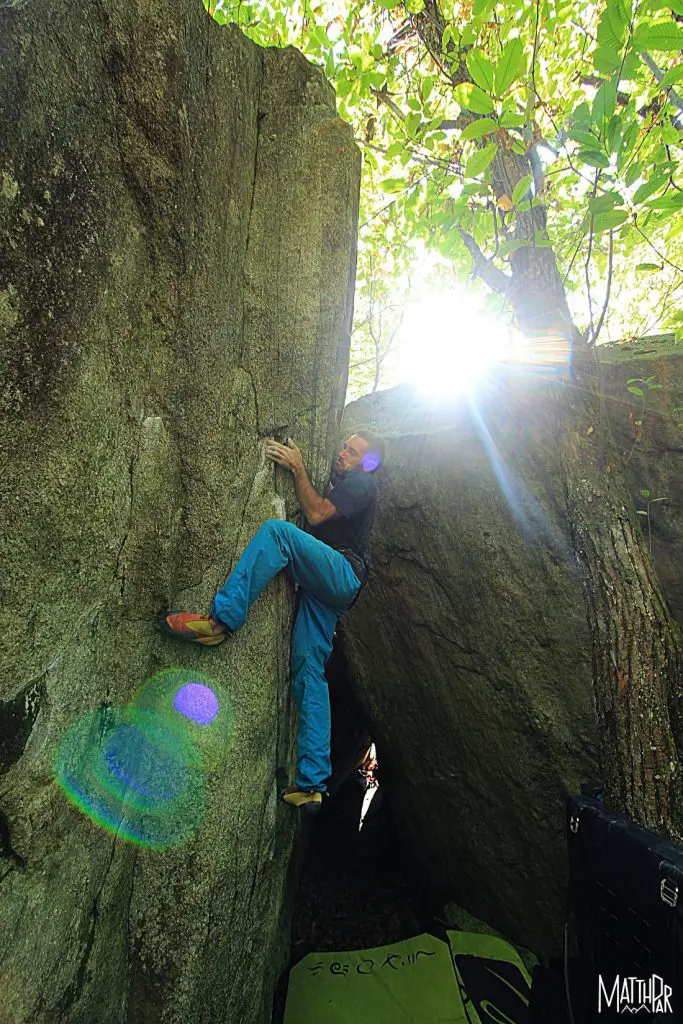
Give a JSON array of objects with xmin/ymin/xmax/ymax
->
[{"xmin": 506, "ymin": 245, "xmax": 683, "ymax": 838}]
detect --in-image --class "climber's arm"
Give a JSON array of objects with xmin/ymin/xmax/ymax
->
[{"xmin": 265, "ymin": 438, "xmax": 337, "ymax": 526}]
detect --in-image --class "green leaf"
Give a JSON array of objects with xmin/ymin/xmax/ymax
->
[
  {"xmin": 421, "ymin": 76, "xmax": 434, "ymax": 103},
  {"xmin": 597, "ymin": 12, "xmax": 622, "ymax": 53},
  {"xmin": 461, "ymin": 22, "xmax": 478, "ymax": 46},
  {"xmin": 380, "ymin": 177, "xmax": 406, "ymax": 193},
  {"xmin": 579, "ymin": 150, "xmax": 610, "ymax": 168},
  {"xmin": 465, "ymin": 142, "xmax": 499, "ymax": 178},
  {"xmin": 660, "ymin": 63, "xmax": 683, "ymax": 89},
  {"xmin": 588, "ymin": 192, "xmax": 623, "ymax": 213},
  {"xmin": 572, "ymin": 101, "xmax": 592, "ymax": 126},
  {"xmin": 405, "ymin": 112, "xmax": 421, "ymax": 138},
  {"xmin": 606, "ymin": 115, "xmax": 622, "ymax": 155},
  {"xmin": 494, "ymin": 39, "xmax": 526, "ymax": 96},
  {"xmin": 624, "ymin": 162, "xmax": 643, "ymax": 187},
  {"xmin": 453, "ymin": 82, "xmax": 496, "ymax": 114},
  {"xmin": 462, "ymin": 182, "xmax": 491, "ymax": 196},
  {"xmin": 569, "ymin": 128, "xmax": 600, "ymax": 147},
  {"xmin": 661, "ymin": 120, "xmax": 680, "ymax": 145},
  {"xmin": 499, "ymin": 111, "xmax": 527, "ymax": 127},
  {"xmin": 512, "ymin": 174, "xmax": 534, "ymax": 205},
  {"xmin": 592, "ymin": 78, "xmax": 618, "ymax": 124},
  {"xmin": 467, "ymin": 50, "xmax": 496, "ymax": 93},
  {"xmin": 637, "ymin": 509, "xmax": 649, "ymax": 516},
  {"xmin": 592, "ymin": 208, "xmax": 629, "ymax": 231},
  {"xmin": 621, "ymin": 49, "xmax": 642, "ymax": 80},
  {"xmin": 636, "ymin": 262, "xmax": 662, "ymax": 271},
  {"xmin": 460, "ymin": 118, "xmax": 498, "ymax": 140},
  {"xmin": 607, "ymin": 0, "xmax": 628, "ymax": 43},
  {"xmin": 628, "ymin": 385, "xmax": 645, "ymax": 395},
  {"xmin": 406, "ymin": 96, "xmax": 422, "ymax": 111},
  {"xmin": 646, "ymin": 0, "xmax": 683, "ymax": 15},
  {"xmin": 647, "ymin": 191, "xmax": 683, "ymax": 210},
  {"xmin": 594, "ymin": 48, "xmax": 622, "ymax": 75},
  {"xmin": 633, "ymin": 20, "xmax": 683, "ymax": 50}
]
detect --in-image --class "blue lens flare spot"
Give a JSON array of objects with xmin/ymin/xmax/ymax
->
[
  {"xmin": 173, "ymin": 682, "xmax": 219, "ymax": 726},
  {"xmin": 103, "ymin": 725, "xmax": 186, "ymax": 800},
  {"xmin": 361, "ymin": 450, "xmax": 382, "ymax": 472}
]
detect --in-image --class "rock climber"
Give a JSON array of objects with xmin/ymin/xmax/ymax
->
[{"xmin": 159, "ymin": 430, "xmax": 385, "ymax": 815}]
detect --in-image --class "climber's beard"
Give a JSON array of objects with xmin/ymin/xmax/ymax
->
[{"xmin": 331, "ymin": 458, "xmax": 348, "ymax": 483}]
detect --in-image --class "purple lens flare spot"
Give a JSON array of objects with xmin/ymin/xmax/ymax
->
[
  {"xmin": 173, "ymin": 682, "xmax": 219, "ymax": 726},
  {"xmin": 361, "ymin": 450, "xmax": 381, "ymax": 473}
]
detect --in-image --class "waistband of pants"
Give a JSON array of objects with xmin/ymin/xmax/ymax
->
[{"xmin": 336, "ymin": 547, "xmax": 368, "ymax": 587}]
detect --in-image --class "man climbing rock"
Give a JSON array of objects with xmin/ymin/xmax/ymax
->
[{"xmin": 159, "ymin": 430, "xmax": 384, "ymax": 815}]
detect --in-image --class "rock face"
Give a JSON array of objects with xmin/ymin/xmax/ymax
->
[
  {"xmin": 340, "ymin": 342, "xmax": 682, "ymax": 959},
  {"xmin": 0, "ymin": 4, "xmax": 359, "ymax": 1022}
]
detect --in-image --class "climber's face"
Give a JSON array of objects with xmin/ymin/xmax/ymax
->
[{"xmin": 334, "ymin": 435, "xmax": 370, "ymax": 475}]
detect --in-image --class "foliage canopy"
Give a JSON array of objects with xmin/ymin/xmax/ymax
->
[{"xmin": 205, "ymin": 0, "xmax": 683, "ymax": 394}]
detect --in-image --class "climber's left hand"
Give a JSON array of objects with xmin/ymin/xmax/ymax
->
[{"xmin": 265, "ymin": 438, "xmax": 304, "ymax": 475}]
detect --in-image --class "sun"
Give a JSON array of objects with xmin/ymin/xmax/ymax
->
[{"xmin": 395, "ymin": 286, "xmax": 513, "ymax": 397}]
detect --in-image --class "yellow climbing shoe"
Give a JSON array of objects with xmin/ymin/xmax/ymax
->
[{"xmin": 280, "ymin": 786, "xmax": 323, "ymax": 815}]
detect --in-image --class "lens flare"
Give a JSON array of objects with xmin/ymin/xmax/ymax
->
[
  {"xmin": 132, "ymin": 668, "xmax": 235, "ymax": 768},
  {"xmin": 361, "ymin": 450, "xmax": 382, "ymax": 472},
  {"xmin": 173, "ymin": 682, "xmax": 219, "ymax": 726},
  {"xmin": 54, "ymin": 706, "xmax": 204, "ymax": 850},
  {"xmin": 54, "ymin": 669, "xmax": 235, "ymax": 849}
]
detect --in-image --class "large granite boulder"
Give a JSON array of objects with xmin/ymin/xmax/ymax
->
[
  {"xmin": 340, "ymin": 340, "xmax": 682, "ymax": 959},
  {"xmin": 0, "ymin": 3, "xmax": 359, "ymax": 1022}
]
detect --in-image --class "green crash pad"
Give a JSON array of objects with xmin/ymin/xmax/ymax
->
[{"xmin": 283, "ymin": 929, "xmax": 532, "ymax": 1023}]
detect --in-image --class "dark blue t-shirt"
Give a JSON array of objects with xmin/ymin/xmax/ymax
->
[{"xmin": 312, "ymin": 469, "xmax": 378, "ymax": 584}]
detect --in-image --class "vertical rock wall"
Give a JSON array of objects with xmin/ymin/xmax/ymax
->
[{"xmin": 0, "ymin": 3, "xmax": 360, "ymax": 1022}]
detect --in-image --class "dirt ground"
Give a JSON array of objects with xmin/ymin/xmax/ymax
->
[{"xmin": 290, "ymin": 775, "xmax": 434, "ymax": 956}]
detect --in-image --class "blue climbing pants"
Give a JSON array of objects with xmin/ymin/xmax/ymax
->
[{"xmin": 210, "ymin": 520, "xmax": 361, "ymax": 792}]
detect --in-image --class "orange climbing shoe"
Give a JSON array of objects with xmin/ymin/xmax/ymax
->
[
  {"xmin": 280, "ymin": 786, "xmax": 324, "ymax": 815},
  {"xmin": 157, "ymin": 610, "xmax": 228, "ymax": 646}
]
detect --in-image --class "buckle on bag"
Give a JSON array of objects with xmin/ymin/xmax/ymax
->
[{"xmin": 660, "ymin": 877, "xmax": 679, "ymax": 907}]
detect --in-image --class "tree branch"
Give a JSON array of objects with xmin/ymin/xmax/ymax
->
[
  {"xmin": 358, "ymin": 138, "xmax": 456, "ymax": 173},
  {"xmin": 592, "ymin": 226, "xmax": 614, "ymax": 348},
  {"xmin": 371, "ymin": 87, "xmax": 406, "ymax": 122},
  {"xmin": 372, "ymin": 87, "xmax": 467, "ymax": 132},
  {"xmin": 584, "ymin": 169, "xmax": 600, "ymax": 345},
  {"xmin": 631, "ymin": 215, "xmax": 683, "ymax": 275},
  {"xmin": 457, "ymin": 228, "xmax": 512, "ymax": 294},
  {"xmin": 641, "ymin": 52, "xmax": 683, "ymax": 114}
]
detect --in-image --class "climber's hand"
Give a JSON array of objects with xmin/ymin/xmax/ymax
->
[{"xmin": 265, "ymin": 438, "xmax": 304, "ymax": 475}]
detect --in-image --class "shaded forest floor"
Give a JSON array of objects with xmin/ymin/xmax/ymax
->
[{"xmin": 290, "ymin": 774, "xmax": 434, "ymax": 955}]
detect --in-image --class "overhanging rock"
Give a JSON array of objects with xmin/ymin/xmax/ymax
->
[{"xmin": 340, "ymin": 342, "xmax": 682, "ymax": 959}]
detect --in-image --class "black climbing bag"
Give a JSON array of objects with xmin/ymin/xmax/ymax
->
[{"xmin": 565, "ymin": 793, "xmax": 683, "ymax": 1022}]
